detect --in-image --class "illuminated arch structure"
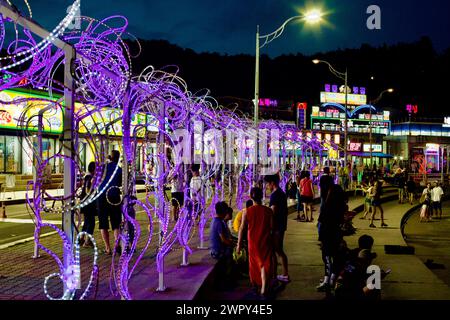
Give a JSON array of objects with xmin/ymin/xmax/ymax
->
[{"xmin": 0, "ymin": 0, "xmax": 338, "ymax": 300}]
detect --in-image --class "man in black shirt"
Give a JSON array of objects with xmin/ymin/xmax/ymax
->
[
  {"xmin": 319, "ymin": 167, "xmax": 334, "ymax": 221},
  {"xmin": 265, "ymin": 174, "xmax": 290, "ymax": 283}
]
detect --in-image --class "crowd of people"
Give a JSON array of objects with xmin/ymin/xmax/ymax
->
[
  {"xmin": 208, "ymin": 168, "xmax": 389, "ymax": 300},
  {"xmin": 76, "ymin": 154, "xmax": 445, "ymax": 300}
]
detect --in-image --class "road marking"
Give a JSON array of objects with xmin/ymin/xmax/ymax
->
[
  {"xmin": 0, "ymin": 231, "xmax": 58, "ymax": 250},
  {"xmin": 0, "ymin": 218, "xmax": 62, "ymax": 225}
]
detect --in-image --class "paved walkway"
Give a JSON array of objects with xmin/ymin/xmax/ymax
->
[
  {"xmin": 2, "ymin": 187, "xmax": 450, "ymax": 300},
  {"xmin": 281, "ymin": 195, "xmax": 450, "ymax": 300},
  {"xmin": 403, "ymin": 201, "xmax": 450, "ymax": 290}
]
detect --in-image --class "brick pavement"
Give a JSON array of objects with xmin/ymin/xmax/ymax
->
[{"xmin": 0, "ymin": 216, "xmax": 211, "ymax": 300}]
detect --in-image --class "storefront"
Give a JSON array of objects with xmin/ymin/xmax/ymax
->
[
  {"xmin": 0, "ymin": 88, "xmax": 156, "ymax": 175},
  {"xmin": 387, "ymin": 121, "xmax": 450, "ymax": 178}
]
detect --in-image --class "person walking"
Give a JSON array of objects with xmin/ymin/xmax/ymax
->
[
  {"xmin": 171, "ymin": 172, "xmax": 184, "ymax": 222},
  {"xmin": 190, "ymin": 164, "xmax": 203, "ymax": 221},
  {"xmin": 397, "ymin": 172, "xmax": 406, "ymax": 204},
  {"xmin": 264, "ymin": 174, "xmax": 290, "ymax": 283},
  {"xmin": 420, "ymin": 183, "xmax": 433, "ymax": 222},
  {"xmin": 237, "ymin": 187, "xmax": 274, "ymax": 298},
  {"xmin": 296, "ymin": 171, "xmax": 305, "ymax": 221},
  {"xmin": 98, "ymin": 150, "xmax": 123, "ymax": 255},
  {"xmin": 316, "ymin": 179, "xmax": 348, "ymax": 292},
  {"xmin": 299, "ymin": 171, "xmax": 315, "ymax": 222},
  {"xmin": 369, "ymin": 180, "xmax": 387, "ymax": 228},
  {"xmin": 360, "ymin": 180, "xmax": 374, "ymax": 220},
  {"xmin": 80, "ymin": 161, "xmax": 96, "ymax": 248},
  {"xmin": 431, "ymin": 182, "xmax": 444, "ymax": 219},
  {"xmin": 406, "ymin": 176, "xmax": 416, "ymax": 205}
]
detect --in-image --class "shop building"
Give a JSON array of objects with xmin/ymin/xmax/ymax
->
[
  {"xmin": 386, "ymin": 121, "xmax": 450, "ymax": 179},
  {"xmin": 309, "ymin": 84, "xmax": 392, "ymax": 166},
  {"xmin": 0, "ymin": 88, "xmax": 157, "ymax": 187}
]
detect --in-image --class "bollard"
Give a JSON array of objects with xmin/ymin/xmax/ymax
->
[{"xmin": 0, "ymin": 201, "xmax": 6, "ymax": 219}]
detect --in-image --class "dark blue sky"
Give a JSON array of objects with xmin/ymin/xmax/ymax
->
[{"xmin": 18, "ymin": 0, "xmax": 450, "ymax": 56}]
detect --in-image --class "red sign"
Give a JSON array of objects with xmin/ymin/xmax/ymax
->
[
  {"xmin": 406, "ymin": 104, "xmax": 418, "ymax": 114},
  {"xmin": 297, "ymin": 102, "xmax": 307, "ymax": 110},
  {"xmin": 348, "ymin": 142, "xmax": 362, "ymax": 152},
  {"xmin": 0, "ymin": 110, "xmax": 12, "ymax": 124},
  {"xmin": 259, "ymin": 98, "xmax": 278, "ymax": 107}
]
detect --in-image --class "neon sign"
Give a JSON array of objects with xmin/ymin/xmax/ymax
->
[
  {"xmin": 259, "ymin": 98, "xmax": 278, "ymax": 107},
  {"xmin": 363, "ymin": 144, "xmax": 382, "ymax": 152},
  {"xmin": 406, "ymin": 104, "xmax": 418, "ymax": 114},
  {"xmin": 348, "ymin": 142, "xmax": 362, "ymax": 152}
]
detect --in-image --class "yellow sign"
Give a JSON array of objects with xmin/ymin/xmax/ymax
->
[
  {"xmin": 320, "ymin": 92, "xmax": 367, "ymax": 105},
  {"xmin": 0, "ymin": 90, "xmax": 63, "ymax": 133}
]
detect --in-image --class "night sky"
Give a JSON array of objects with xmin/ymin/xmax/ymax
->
[{"xmin": 14, "ymin": 0, "xmax": 450, "ymax": 56}]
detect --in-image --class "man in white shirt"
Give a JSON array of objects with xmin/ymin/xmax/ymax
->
[
  {"xmin": 431, "ymin": 182, "xmax": 444, "ymax": 219},
  {"xmin": 190, "ymin": 167, "xmax": 203, "ymax": 220}
]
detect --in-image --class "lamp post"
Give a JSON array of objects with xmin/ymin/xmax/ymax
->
[
  {"xmin": 254, "ymin": 10, "xmax": 322, "ymax": 182},
  {"xmin": 313, "ymin": 60, "xmax": 348, "ymax": 167},
  {"xmin": 369, "ymin": 88, "xmax": 394, "ymax": 166}
]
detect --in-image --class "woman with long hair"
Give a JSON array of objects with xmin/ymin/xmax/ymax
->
[{"xmin": 300, "ymin": 171, "xmax": 315, "ymax": 222}]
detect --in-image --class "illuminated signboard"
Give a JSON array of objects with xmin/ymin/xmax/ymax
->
[
  {"xmin": 325, "ymin": 84, "xmax": 366, "ymax": 95},
  {"xmin": 426, "ymin": 143, "xmax": 440, "ymax": 153},
  {"xmin": 297, "ymin": 102, "xmax": 307, "ymax": 129},
  {"xmin": 0, "ymin": 90, "xmax": 63, "ymax": 133},
  {"xmin": 320, "ymin": 92, "xmax": 367, "ymax": 105},
  {"xmin": 406, "ymin": 104, "xmax": 418, "ymax": 114},
  {"xmin": 348, "ymin": 143, "xmax": 362, "ymax": 152},
  {"xmin": 444, "ymin": 117, "xmax": 450, "ymax": 128},
  {"xmin": 363, "ymin": 144, "xmax": 382, "ymax": 152},
  {"xmin": 259, "ymin": 98, "xmax": 278, "ymax": 107},
  {"xmin": 312, "ymin": 106, "xmax": 320, "ymax": 117}
]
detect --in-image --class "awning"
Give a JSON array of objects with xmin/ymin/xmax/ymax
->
[{"xmin": 348, "ymin": 152, "xmax": 393, "ymax": 158}]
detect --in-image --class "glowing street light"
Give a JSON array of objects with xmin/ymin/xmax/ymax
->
[
  {"xmin": 304, "ymin": 9, "xmax": 323, "ymax": 24},
  {"xmin": 253, "ymin": 8, "xmax": 325, "ymax": 183}
]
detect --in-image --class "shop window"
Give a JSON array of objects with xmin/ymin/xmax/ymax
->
[{"xmin": 0, "ymin": 136, "xmax": 22, "ymax": 173}]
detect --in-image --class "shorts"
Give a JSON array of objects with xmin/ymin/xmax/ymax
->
[
  {"xmin": 300, "ymin": 195, "xmax": 313, "ymax": 204},
  {"xmin": 171, "ymin": 192, "xmax": 184, "ymax": 207},
  {"xmin": 273, "ymin": 230, "xmax": 285, "ymax": 253},
  {"xmin": 98, "ymin": 198, "xmax": 122, "ymax": 230},
  {"xmin": 432, "ymin": 201, "xmax": 442, "ymax": 210},
  {"xmin": 371, "ymin": 199, "xmax": 380, "ymax": 206}
]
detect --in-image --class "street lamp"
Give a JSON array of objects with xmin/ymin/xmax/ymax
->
[
  {"xmin": 254, "ymin": 10, "xmax": 323, "ymax": 125},
  {"xmin": 369, "ymin": 88, "xmax": 394, "ymax": 166},
  {"xmin": 313, "ymin": 59, "xmax": 349, "ymax": 167},
  {"xmin": 253, "ymin": 9, "xmax": 323, "ymax": 182}
]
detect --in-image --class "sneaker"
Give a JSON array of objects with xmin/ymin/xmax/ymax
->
[{"xmin": 277, "ymin": 275, "xmax": 290, "ymax": 283}]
